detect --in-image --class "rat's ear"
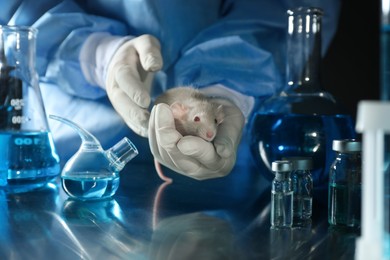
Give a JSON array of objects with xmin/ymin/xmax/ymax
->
[
  {"xmin": 216, "ymin": 105, "xmax": 224, "ymax": 124},
  {"xmin": 170, "ymin": 102, "xmax": 188, "ymax": 119}
]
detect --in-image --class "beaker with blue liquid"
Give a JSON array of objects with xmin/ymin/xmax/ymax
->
[
  {"xmin": 0, "ymin": 26, "xmax": 60, "ymax": 193},
  {"xmin": 249, "ymin": 7, "xmax": 356, "ymax": 188}
]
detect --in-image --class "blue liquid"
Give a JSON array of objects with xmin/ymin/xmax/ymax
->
[
  {"xmin": 249, "ymin": 113, "xmax": 356, "ymax": 187},
  {"xmin": 62, "ymin": 176, "xmax": 120, "ymax": 201},
  {"xmin": 328, "ymin": 182, "xmax": 361, "ymax": 228},
  {"xmin": 0, "ymin": 131, "xmax": 60, "ymax": 193}
]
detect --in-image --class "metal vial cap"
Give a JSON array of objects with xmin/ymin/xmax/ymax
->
[
  {"xmin": 332, "ymin": 139, "xmax": 362, "ymax": 153},
  {"xmin": 272, "ymin": 160, "xmax": 292, "ymax": 172},
  {"xmin": 282, "ymin": 157, "xmax": 313, "ymax": 170}
]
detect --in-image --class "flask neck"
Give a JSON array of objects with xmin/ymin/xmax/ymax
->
[
  {"xmin": 286, "ymin": 7, "xmax": 323, "ymax": 94},
  {"xmin": 106, "ymin": 137, "xmax": 139, "ymax": 171},
  {"xmin": 0, "ymin": 26, "xmax": 37, "ymax": 75}
]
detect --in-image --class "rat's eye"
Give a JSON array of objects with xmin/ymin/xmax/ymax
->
[
  {"xmin": 194, "ymin": 116, "xmax": 200, "ymax": 122},
  {"xmin": 214, "ymin": 119, "xmax": 218, "ymax": 124}
]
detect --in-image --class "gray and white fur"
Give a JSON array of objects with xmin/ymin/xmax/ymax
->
[
  {"xmin": 154, "ymin": 86, "xmax": 224, "ymax": 142},
  {"xmin": 153, "ymin": 86, "xmax": 225, "ymax": 183}
]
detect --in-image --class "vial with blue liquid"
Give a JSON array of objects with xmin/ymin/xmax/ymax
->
[{"xmin": 249, "ymin": 7, "xmax": 356, "ymax": 188}]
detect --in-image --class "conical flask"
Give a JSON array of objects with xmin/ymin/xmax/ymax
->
[
  {"xmin": 0, "ymin": 26, "xmax": 60, "ymax": 193},
  {"xmin": 249, "ymin": 7, "xmax": 357, "ymax": 188}
]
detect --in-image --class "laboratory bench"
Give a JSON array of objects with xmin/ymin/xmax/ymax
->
[{"xmin": 0, "ymin": 162, "xmax": 359, "ymax": 260}]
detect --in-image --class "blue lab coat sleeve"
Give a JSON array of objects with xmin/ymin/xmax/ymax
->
[{"xmin": 1, "ymin": 0, "xmax": 129, "ymax": 99}]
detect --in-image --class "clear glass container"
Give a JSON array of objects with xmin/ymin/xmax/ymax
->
[
  {"xmin": 0, "ymin": 26, "xmax": 60, "ymax": 193},
  {"xmin": 328, "ymin": 139, "xmax": 361, "ymax": 228},
  {"xmin": 271, "ymin": 160, "xmax": 293, "ymax": 228},
  {"xmin": 50, "ymin": 115, "xmax": 138, "ymax": 201},
  {"xmin": 249, "ymin": 7, "xmax": 356, "ymax": 188},
  {"xmin": 284, "ymin": 157, "xmax": 313, "ymax": 225}
]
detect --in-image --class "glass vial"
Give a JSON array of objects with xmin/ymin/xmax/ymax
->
[
  {"xmin": 285, "ymin": 157, "xmax": 313, "ymax": 225},
  {"xmin": 328, "ymin": 139, "xmax": 362, "ymax": 228},
  {"xmin": 271, "ymin": 160, "xmax": 293, "ymax": 228}
]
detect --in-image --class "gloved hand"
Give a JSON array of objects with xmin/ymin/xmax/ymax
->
[
  {"xmin": 148, "ymin": 98, "xmax": 245, "ymax": 180},
  {"xmin": 105, "ymin": 34, "xmax": 163, "ymax": 137}
]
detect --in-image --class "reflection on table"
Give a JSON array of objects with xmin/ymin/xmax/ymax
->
[{"xmin": 0, "ymin": 162, "xmax": 359, "ymax": 260}]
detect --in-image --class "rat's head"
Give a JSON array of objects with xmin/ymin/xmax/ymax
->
[{"xmin": 170, "ymin": 100, "xmax": 224, "ymax": 141}]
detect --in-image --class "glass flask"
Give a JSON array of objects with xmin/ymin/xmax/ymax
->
[
  {"xmin": 328, "ymin": 139, "xmax": 361, "ymax": 228},
  {"xmin": 248, "ymin": 7, "xmax": 356, "ymax": 188},
  {"xmin": 50, "ymin": 115, "xmax": 138, "ymax": 201},
  {"xmin": 270, "ymin": 160, "xmax": 293, "ymax": 228},
  {"xmin": 0, "ymin": 26, "xmax": 60, "ymax": 193}
]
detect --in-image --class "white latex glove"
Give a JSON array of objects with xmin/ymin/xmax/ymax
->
[
  {"xmin": 105, "ymin": 34, "xmax": 163, "ymax": 137},
  {"xmin": 148, "ymin": 99, "xmax": 244, "ymax": 180}
]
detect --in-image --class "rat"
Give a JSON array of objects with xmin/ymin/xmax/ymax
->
[{"xmin": 152, "ymin": 86, "xmax": 225, "ymax": 183}]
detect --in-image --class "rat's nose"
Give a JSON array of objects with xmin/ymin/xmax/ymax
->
[{"xmin": 206, "ymin": 131, "xmax": 215, "ymax": 140}]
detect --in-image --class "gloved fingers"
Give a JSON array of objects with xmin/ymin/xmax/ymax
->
[
  {"xmin": 149, "ymin": 104, "xmax": 211, "ymax": 179},
  {"xmin": 115, "ymin": 64, "xmax": 151, "ymax": 108},
  {"xmin": 149, "ymin": 103, "xmax": 182, "ymax": 162},
  {"xmin": 159, "ymin": 134, "xmax": 233, "ymax": 179},
  {"xmin": 148, "ymin": 104, "xmax": 160, "ymax": 156},
  {"xmin": 108, "ymin": 85, "xmax": 150, "ymax": 137},
  {"xmin": 152, "ymin": 104, "xmax": 181, "ymax": 147},
  {"xmin": 158, "ymin": 143, "xmax": 201, "ymax": 176},
  {"xmin": 177, "ymin": 136, "xmax": 224, "ymax": 172},
  {"xmin": 133, "ymin": 35, "xmax": 163, "ymax": 72},
  {"xmin": 108, "ymin": 34, "xmax": 162, "ymax": 109},
  {"xmin": 177, "ymin": 137, "xmax": 236, "ymax": 179},
  {"xmin": 213, "ymin": 103, "xmax": 245, "ymax": 158}
]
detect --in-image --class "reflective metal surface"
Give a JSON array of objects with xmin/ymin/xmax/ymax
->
[{"xmin": 0, "ymin": 162, "xmax": 359, "ymax": 260}]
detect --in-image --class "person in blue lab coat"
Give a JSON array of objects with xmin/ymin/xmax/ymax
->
[{"xmin": 0, "ymin": 0, "xmax": 341, "ymax": 180}]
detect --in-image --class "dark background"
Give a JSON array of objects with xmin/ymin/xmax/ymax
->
[{"xmin": 322, "ymin": 0, "xmax": 380, "ymax": 121}]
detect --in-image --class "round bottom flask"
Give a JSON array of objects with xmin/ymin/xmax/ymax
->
[{"xmin": 249, "ymin": 7, "xmax": 356, "ymax": 187}]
